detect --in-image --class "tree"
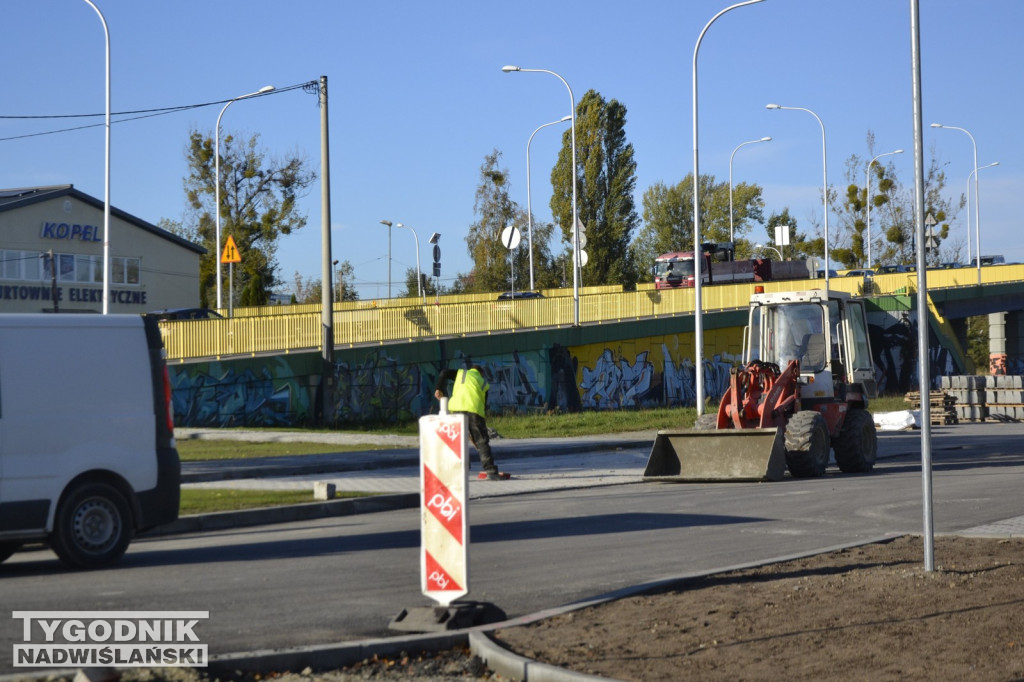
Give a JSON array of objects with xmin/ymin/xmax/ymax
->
[
  {"xmin": 460, "ymin": 150, "xmax": 560, "ymax": 294},
  {"xmin": 460, "ymin": 150, "xmax": 517, "ymax": 293},
  {"xmin": 180, "ymin": 129, "xmax": 316, "ymax": 307},
  {"xmin": 291, "ymin": 261, "xmax": 358, "ymax": 304},
  {"xmin": 631, "ymin": 174, "xmax": 765, "ymax": 279},
  {"xmin": 833, "ymin": 134, "xmax": 962, "ymax": 268},
  {"xmin": 334, "ymin": 260, "xmax": 358, "ymax": 302},
  {"xmin": 550, "ymin": 90, "xmax": 640, "ymax": 287},
  {"xmin": 763, "ymin": 208, "xmax": 817, "ymax": 260},
  {"xmin": 399, "ymin": 267, "xmax": 443, "ymax": 298}
]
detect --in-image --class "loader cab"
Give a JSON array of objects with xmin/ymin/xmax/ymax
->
[{"xmin": 745, "ymin": 290, "xmax": 877, "ymax": 403}]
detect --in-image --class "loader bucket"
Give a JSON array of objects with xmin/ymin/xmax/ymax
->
[{"xmin": 643, "ymin": 427, "xmax": 787, "ymax": 482}]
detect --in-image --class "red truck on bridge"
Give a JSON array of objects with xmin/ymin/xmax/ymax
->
[{"xmin": 653, "ymin": 242, "xmax": 813, "ymax": 290}]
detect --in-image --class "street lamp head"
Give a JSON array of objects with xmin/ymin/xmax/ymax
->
[
  {"xmin": 894, "ymin": 149, "xmax": 905, "ymax": 154},
  {"xmin": 501, "ymin": 65, "xmax": 520, "ymax": 73},
  {"xmin": 760, "ymin": 136, "xmax": 772, "ymax": 142},
  {"xmin": 258, "ymin": 85, "xmax": 275, "ymax": 94},
  {"xmin": 930, "ymin": 123, "xmax": 943, "ymax": 128},
  {"xmin": 765, "ymin": 103, "xmax": 781, "ymax": 110},
  {"xmin": 560, "ymin": 115, "xmax": 572, "ymax": 122},
  {"xmin": 429, "ymin": 232, "xmax": 441, "ymax": 244},
  {"xmin": 379, "ymin": 219, "xmax": 392, "ymax": 227},
  {"xmin": 396, "ymin": 223, "xmax": 404, "ymax": 229}
]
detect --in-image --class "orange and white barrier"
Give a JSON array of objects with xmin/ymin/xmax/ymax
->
[{"xmin": 418, "ymin": 406, "xmax": 469, "ymax": 606}]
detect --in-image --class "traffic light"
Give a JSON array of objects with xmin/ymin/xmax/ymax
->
[{"xmin": 430, "ymin": 235, "xmax": 441, "ymax": 278}]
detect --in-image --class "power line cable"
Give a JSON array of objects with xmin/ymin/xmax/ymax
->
[{"xmin": 0, "ymin": 80, "xmax": 318, "ymax": 142}]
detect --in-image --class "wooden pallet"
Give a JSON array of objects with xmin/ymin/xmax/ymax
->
[{"xmin": 906, "ymin": 390, "xmax": 958, "ymax": 425}]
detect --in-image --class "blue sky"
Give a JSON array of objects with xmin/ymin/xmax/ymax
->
[{"xmin": 3, "ymin": 1, "xmax": 1020, "ymax": 299}]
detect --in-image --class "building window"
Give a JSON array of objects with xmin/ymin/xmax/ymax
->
[
  {"xmin": 23, "ymin": 252, "xmax": 42, "ymax": 281},
  {"xmin": 75, "ymin": 255, "xmax": 101, "ymax": 283},
  {"xmin": 58, "ymin": 254, "xmax": 75, "ymax": 282},
  {"xmin": 110, "ymin": 256, "xmax": 140, "ymax": 285},
  {"xmin": 1, "ymin": 251, "xmax": 139, "ymax": 285},
  {"xmin": 2, "ymin": 250, "xmax": 45, "ymax": 281},
  {"xmin": 2, "ymin": 251, "xmax": 21, "ymax": 279}
]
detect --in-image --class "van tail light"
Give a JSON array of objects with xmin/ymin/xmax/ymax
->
[{"xmin": 161, "ymin": 362, "xmax": 176, "ymax": 442}]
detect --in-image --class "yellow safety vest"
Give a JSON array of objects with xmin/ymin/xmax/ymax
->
[{"xmin": 448, "ymin": 368, "xmax": 488, "ymax": 417}]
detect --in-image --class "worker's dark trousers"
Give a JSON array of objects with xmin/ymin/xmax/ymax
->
[{"xmin": 459, "ymin": 411, "xmax": 496, "ymax": 474}]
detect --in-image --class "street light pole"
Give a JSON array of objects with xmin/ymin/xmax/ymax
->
[
  {"xmin": 215, "ymin": 85, "xmax": 275, "ymax": 310},
  {"xmin": 396, "ymin": 222, "xmax": 423, "ymax": 301},
  {"xmin": 753, "ymin": 243, "xmax": 783, "ymax": 260},
  {"xmin": 502, "ymin": 65, "xmax": 580, "ymax": 326},
  {"xmin": 526, "ymin": 115, "xmax": 571, "ymax": 291},
  {"xmin": 82, "ymin": 0, "xmax": 110, "ymax": 313},
  {"xmin": 766, "ymin": 103, "xmax": 830, "ymax": 288},
  {"xmin": 965, "ymin": 161, "xmax": 999, "ymax": 265},
  {"xmin": 931, "ymin": 123, "xmax": 981, "ymax": 284},
  {"xmin": 693, "ymin": 0, "xmax": 765, "ymax": 414},
  {"xmin": 379, "ymin": 219, "xmax": 393, "ymax": 298},
  {"xmin": 866, "ymin": 148, "xmax": 904, "ymax": 269},
  {"xmin": 729, "ymin": 136, "xmax": 771, "ymax": 243}
]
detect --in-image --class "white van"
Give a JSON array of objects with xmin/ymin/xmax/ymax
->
[{"xmin": 0, "ymin": 314, "xmax": 180, "ymax": 569}]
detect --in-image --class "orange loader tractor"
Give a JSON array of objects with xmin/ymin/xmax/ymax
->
[{"xmin": 645, "ymin": 289, "xmax": 879, "ymax": 482}]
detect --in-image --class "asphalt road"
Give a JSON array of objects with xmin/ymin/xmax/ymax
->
[{"xmin": 2, "ymin": 423, "xmax": 1023, "ymax": 672}]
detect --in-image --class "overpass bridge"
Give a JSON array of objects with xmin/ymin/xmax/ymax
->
[{"xmin": 161, "ymin": 265, "xmax": 1024, "ymax": 428}]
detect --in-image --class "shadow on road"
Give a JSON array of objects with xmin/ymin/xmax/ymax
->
[{"xmin": 0, "ymin": 512, "xmax": 765, "ymax": 573}]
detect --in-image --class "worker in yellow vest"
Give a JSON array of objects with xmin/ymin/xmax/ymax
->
[{"xmin": 434, "ymin": 364, "xmax": 507, "ymax": 480}]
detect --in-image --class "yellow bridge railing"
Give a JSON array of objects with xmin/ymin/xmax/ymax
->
[{"xmin": 160, "ymin": 266, "xmax": 1024, "ymax": 362}]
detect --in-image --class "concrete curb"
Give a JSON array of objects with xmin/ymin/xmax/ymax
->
[
  {"xmin": 142, "ymin": 493, "xmax": 419, "ymax": 537},
  {"xmin": 205, "ymin": 631, "xmax": 469, "ymax": 677},
  {"xmin": 179, "ymin": 438, "xmax": 653, "ymax": 484},
  {"xmin": 468, "ymin": 630, "xmax": 608, "ymax": 681}
]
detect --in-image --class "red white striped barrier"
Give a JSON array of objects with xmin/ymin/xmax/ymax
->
[{"xmin": 419, "ymin": 407, "xmax": 469, "ymax": 606}]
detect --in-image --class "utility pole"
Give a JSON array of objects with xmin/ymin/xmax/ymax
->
[
  {"xmin": 319, "ymin": 75, "xmax": 335, "ymax": 426},
  {"xmin": 47, "ymin": 250, "xmax": 58, "ymax": 313}
]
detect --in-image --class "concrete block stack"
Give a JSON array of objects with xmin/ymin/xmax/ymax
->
[
  {"xmin": 940, "ymin": 375, "xmax": 988, "ymax": 422},
  {"xmin": 986, "ymin": 375, "xmax": 1024, "ymax": 421}
]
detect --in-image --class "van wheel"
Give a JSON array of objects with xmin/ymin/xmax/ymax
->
[
  {"xmin": 0, "ymin": 542, "xmax": 22, "ymax": 564},
  {"xmin": 51, "ymin": 482, "xmax": 134, "ymax": 569}
]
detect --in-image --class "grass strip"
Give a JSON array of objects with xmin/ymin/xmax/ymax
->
[
  {"xmin": 175, "ymin": 440, "xmax": 392, "ymax": 462},
  {"xmin": 179, "ymin": 488, "xmax": 372, "ymax": 515}
]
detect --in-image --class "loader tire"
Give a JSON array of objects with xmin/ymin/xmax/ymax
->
[
  {"xmin": 695, "ymin": 413, "xmax": 720, "ymax": 430},
  {"xmin": 784, "ymin": 410, "xmax": 830, "ymax": 477},
  {"xmin": 834, "ymin": 408, "xmax": 877, "ymax": 473}
]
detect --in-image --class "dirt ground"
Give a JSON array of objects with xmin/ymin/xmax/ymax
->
[
  {"xmin": 31, "ymin": 536, "xmax": 1024, "ymax": 681},
  {"xmin": 493, "ymin": 535, "xmax": 1024, "ymax": 681}
]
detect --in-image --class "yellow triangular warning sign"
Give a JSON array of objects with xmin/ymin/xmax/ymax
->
[{"xmin": 221, "ymin": 235, "xmax": 242, "ymax": 264}]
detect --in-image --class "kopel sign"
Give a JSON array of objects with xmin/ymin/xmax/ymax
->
[
  {"xmin": 419, "ymin": 410, "xmax": 469, "ymax": 606},
  {"xmin": 11, "ymin": 611, "xmax": 209, "ymax": 668}
]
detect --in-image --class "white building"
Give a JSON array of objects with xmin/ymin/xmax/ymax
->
[{"xmin": 0, "ymin": 185, "xmax": 203, "ymax": 314}]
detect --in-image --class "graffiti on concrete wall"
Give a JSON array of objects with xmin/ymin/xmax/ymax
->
[
  {"xmin": 580, "ymin": 349, "xmax": 655, "ymax": 409},
  {"xmin": 869, "ymin": 308, "xmax": 956, "ymax": 393},
  {"xmin": 170, "ymin": 357, "xmax": 312, "ymax": 427},
  {"xmin": 437, "ymin": 349, "xmax": 549, "ymax": 414},
  {"xmin": 573, "ymin": 331, "xmax": 744, "ymax": 410},
  {"xmin": 333, "ymin": 350, "xmax": 425, "ymax": 423},
  {"xmin": 169, "ymin": 303, "xmax": 968, "ymax": 428}
]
